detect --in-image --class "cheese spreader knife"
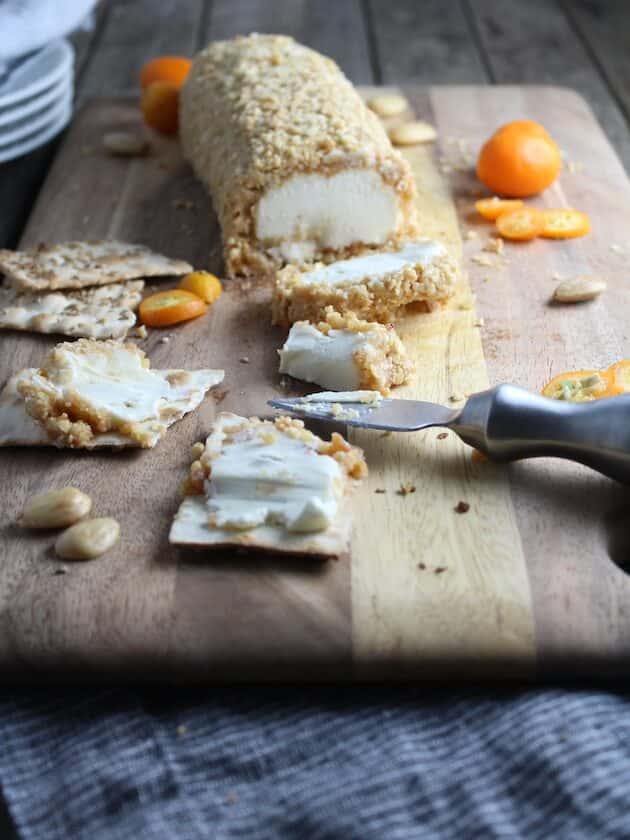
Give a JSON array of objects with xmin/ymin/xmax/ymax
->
[{"xmin": 268, "ymin": 384, "xmax": 630, "ymax": 484}]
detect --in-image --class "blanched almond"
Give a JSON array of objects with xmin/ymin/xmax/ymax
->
[
  {"xmin": 55, "ymin": 517, "xmax": 120, "ymax": 561},
  {"xmin": 102, "ymin": 131, "xmax": 150, "ymax": 157},
  {"xmin": 19, "ymin": 487, "xmax": 92, "ymax": 529},
  {"xmin": 388, "ymin": 121, "xmax": 437, "ymax": 146},
  {"xmin": 553, "ymin": 276, "xmax": 606, "ymax": 303},
  {"xmin": 367, "ymin": 94, "xmax": 409, "ymax": 118}
]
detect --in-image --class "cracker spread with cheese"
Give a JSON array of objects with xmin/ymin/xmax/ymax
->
[
  {"xmin": 170, "ymin": 412, "xmax": 367, "ymax": 558},
  {"xmin": 0, "ymin": 339, "xmax": 224, "ymax": 449}
]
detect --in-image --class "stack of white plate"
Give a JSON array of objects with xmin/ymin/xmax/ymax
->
[{"xmin": 0, "ymin": 39, "xmax": 74, "ymax": 164}]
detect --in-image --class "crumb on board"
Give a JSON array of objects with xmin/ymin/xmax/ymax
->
[
  {"xmin": 374, "ymin": 488, "xmax": 386, "ymax": 494},
  {"xmin": 172, "ymin": 199, "xmax": 196, "ymax": 210},
  {"xmin": 239, "ymin": 356, "xmax": 250, "ymax": 364},
  {"xmin": 470, "ymin": 253, "xmax": 495, "ymax": 267},
  {"xmin": 437, "ymin": 432, "xmax": 449, "ymax": 440},
  {"xmin": 483, "ymin": 237, "xmax": 504, "ymax": 255},
  {"xmin": 434, "ymin": 566, "xmax": 447, "ymax": 574},
  {"xmin": 397, "ymin": 482, "xmax": 416, "ymax": 496},
  {"xmin": 380, "ymin": 431, "xmax": 392, "ymax": 438},
  {"xmin": 449, "ymin": 393, "xmax": 466, "ymax": 403},
  {"xmin": 417, "ymin": 562, "xmax": 426, "ymax": 570},
  {"xmin": 463, "ymin": 229, "xmax": 480, "ymax": 241},
  {"xmin": 159, "ymin": 336, "xmax": 170, "ymax": 344},
  {"xmin": 474, "ymin": 318, "xmax": 485, "ymax": 327},
  {"xmin": 454, "ymin": 501, "xmax": 470, "ymax": 514},
  {"xmin": 53, "ymin": 566, "xmax": 69, "ymax": 576}
]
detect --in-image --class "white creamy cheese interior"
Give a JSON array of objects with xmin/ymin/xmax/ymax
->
[
  {"xmin": 301, "ymin": 240, "xmax": 444, "ymax": 288},
  {"xmin": 278, "ymin": 323, "xmax": 369, "ymax": 391},
  {"xmin": 50, "ymin": 344, "xmax": 175, "ymax": 423},
  {"xmin": 206, "ymin": 419, "xmax": 343, "ymax": 533},
  {"xmin": 300, "ymin": 390, "xmax": 382, "ymax": 404},
  {"xmin": 255, "ymin": 169, "xmax": 399, "ymax": 256}
]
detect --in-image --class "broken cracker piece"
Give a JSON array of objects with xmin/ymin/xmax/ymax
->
[
  {"xmin": 0, "ymin": 339, "xmax": 223, "ymax": 449},
  {"xmin": 0, "ymin": 280, "xmax": 144, "ymax": 339},
  {"xmin": 0, "ymin": 241, "xmax": 192, "ymax": 292}
]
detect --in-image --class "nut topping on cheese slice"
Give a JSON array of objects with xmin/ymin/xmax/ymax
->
[
  {"xmin": 0, "ymin": 241, "xmax": 192, "ymax": 292},
  {"xmin": 180, "ymin": 34, "xmax": 418, "ymax": 277},
  {"xmin": 0, "ymin": 339, "xmax": 224, "ymax": 449},
  {"xmin": 0, "ymin": 280, "xmax": 144, "ymax": 339},
  {"xmin": 272, "ymin": 239, "xmax": 457, "ymax": 326},
  {"xmin": 170, "ymin": 413, "xmax": 367, "ymax": 558},
  {"xmin": 279, "ymin": 309, "xmax": 413, "ymax": 395}
]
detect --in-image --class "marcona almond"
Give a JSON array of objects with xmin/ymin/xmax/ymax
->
[
  {"xmin": 553, "ymin": 276, "xmax": 606, "ymax": 303},
  {"xmin": 367, "ymin": 93, "xmax": 409, "ymax": 118},
  {"xmin": 19, "ymin": 487, "xmax": 92, "ymax": 529},
  {"xmin": 55, "ymin": 517, "xmax": 120, "ymax": 561},
  {"xmin": 102, "ymin": 131, "xmax": 150, "ymax": 157},
  {"xmin": 388, "ymin": 121, "xmax": 437, "ymax": 146}
]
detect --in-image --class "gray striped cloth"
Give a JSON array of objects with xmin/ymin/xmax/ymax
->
[{"xmin": 1, "ymin": 686, "xmax": 629, "ymax": 839}]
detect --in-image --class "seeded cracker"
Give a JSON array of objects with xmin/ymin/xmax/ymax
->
[
  {"xmin": 0, "ymin": 241, "xmax": 192, "ymax": 292},
  {"xmin": 0, "ymin": 280, "xmax": 144, "ymax": 339}
]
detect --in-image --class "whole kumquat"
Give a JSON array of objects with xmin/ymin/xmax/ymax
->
[
  {"xmin": 139, "ymin": 56, "xmax": 192, "ymax": 90},
  {"xmin": 476, "ymin": 120, "xmax": 562, "ymax": 197},
  {"xmin": 179, "ymin": 271, "xmax": 223, "ymax": 304},
  {"xmin": 141, "ymin": 81, "xmax": 180, "ymax": 135}
]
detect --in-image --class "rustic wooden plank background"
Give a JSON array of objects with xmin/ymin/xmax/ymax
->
[{"xmin": 1, "ymin": 1, "xmax": 629, "ymax": 834}]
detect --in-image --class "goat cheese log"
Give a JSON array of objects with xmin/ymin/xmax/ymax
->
[{"xmin": 180, "ymin": 34, "xmax": 419, "ymax": 277}]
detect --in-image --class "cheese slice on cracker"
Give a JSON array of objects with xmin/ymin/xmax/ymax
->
[
  {"xmin": 0, "ymin": 279, "xmax": 144, "ymax": 339},
  {"xmin": 0, "ymin": 241, "xmax": 192, "ymax": 292},
  {"xmin": 170, "ymin": 412, "xmax": 367, "ymax": 558},
  {"xmin": 0, "ymin": 339, "xmax": 224, "ymax": 449}
]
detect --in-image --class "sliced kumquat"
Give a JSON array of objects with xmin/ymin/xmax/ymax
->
[
  {"xmin": 605, "ymin": 360, "xmax": 630, "ymax": 396},
  {"xmin": 179, "ymin": 271, "xmax": 223, "ymax": 304},
  {"xmin": 475, "ymin": 197, "xmax": 524, "ymax": 221},
  {"xmin": 139, "ymin": 289, "xmax": 208, "ymax": 327},
  {"xmin": 140, "ymin": 56, "xmax": 192, "ymax": 90},
  {"xmin": 541, "ymin": 369, "xmax": 612, "ymax": 402},
  {"xmin": 540, "ymin": 209, "xmax": 591, "ymax": 239},
  {"xmin": 496, "ymin": 207, "xmax": 544, "ymax": 241}
]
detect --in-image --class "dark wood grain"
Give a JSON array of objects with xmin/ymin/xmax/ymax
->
[
  {"xmin": 367, "ymin": 0, "xmax": 488, "ymax": 84},
  {"xmin": 468, "ymin": 0, "xmax": 630, "ymax": 170},
  {"xmin": 77, "ymin": 0, "xmax": 204, "ymax": 102},
  {"xmin": 203, "ymin": 0, "xmax": 374, "ymax": 83},
  {"xmin": 564, "ymin": 1, "xmax": 630, "ymax": 124}
]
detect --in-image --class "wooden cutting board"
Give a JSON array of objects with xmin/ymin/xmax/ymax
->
[{"xmin": 2, "ymin": 86, "xmax": 630, "ymax": 682}]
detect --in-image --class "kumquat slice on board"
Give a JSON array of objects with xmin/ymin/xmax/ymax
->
[
  {"xmin": 605, "ymin": 360, "xmax": 630, "ymax": 396},
  {"xmin": 139, "ymin": 289, "xmax": 208, "ymax": 327},
  {"xmin": 540, "ymin": 209, "xmax": 591, "ymax": 239},
  {"xmin": 475, "ymin": 197, "xmax": 524, "ymax": 221},
  {"xmin": 179, "ymin": 271, "xmax": 223, "ymax": 304},
  {"xmin": 541, "ymin": 369, "xmax": 613, "ymax": 402},
  {"xmin": 495, "ymin": 207, "xmax": 545, "ymax": 241}
]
